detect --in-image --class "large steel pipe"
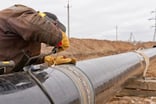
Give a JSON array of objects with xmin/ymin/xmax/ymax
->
[{"xmin": 0, "ymin": 48, "xmax": 156, "ymax": 104}]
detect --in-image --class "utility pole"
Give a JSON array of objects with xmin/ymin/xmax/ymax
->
[
  {"xmin": 66, "ymin": 0, "xmax": 71, "ymax": 38},
  {"xmin": 129, "ymin": 32, "xmax": 133, "ymax": 42},
  {"xmin": 115, "ymin": 25, "xmax": 118, "ymax": 41},
  {"xmin": 149, "ymin": 9, "xmax": 156, "ymax": 41},
  {"xmin": 129, "ymin": 32, "xmax": 135, "ymax": 42}
]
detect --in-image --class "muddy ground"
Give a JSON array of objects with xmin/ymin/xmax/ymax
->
[{"xmin": 41, "ymin": 38, "xmax": 156, "ymax": 104}]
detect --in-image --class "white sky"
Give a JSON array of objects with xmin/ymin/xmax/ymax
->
[{"xmin": 1, "ymin": 0, "xmax": 156, "ymax": 41}]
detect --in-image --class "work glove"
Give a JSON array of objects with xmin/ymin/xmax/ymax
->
[
  {"xmin": 44, "ymin": 55, "xmax": 76, "ymax": 66},
  {"xmin": 56, "ymin": 31, "xmax": 70, "ymax": 52}
]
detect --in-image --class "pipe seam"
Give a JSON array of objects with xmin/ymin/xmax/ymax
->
[{"xmin": 55, "ymin": 65, "xmax": 95, "ymax": 104}]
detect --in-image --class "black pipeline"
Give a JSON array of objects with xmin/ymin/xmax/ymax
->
[{"xmin": 0, "ymin": 48, "xmax": 156, "ymax": 104}]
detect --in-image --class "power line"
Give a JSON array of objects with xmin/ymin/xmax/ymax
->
[{"xmin": 149, "ymin": 9, "xmax": 156, "ymax": 41}]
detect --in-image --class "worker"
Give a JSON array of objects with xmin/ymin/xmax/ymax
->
[{"xmin": 0, "ymin": 4, "xmax": 70, "ymax": 74}]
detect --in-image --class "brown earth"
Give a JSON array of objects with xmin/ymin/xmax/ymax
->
[
  {"xmin": 42, "ymin": 38, "xmax": 156, "ymax": 60},
  {"xmin": 41, "ymin": 38, "xmax": 156, "ymax": 104}
]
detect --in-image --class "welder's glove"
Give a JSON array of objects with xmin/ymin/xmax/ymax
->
[
  {"xmin": 44, "ymin": 55, "xmax": 55, "ymax": 66},
  {"xmin": 44, "ymin": 55, "xmax": 76, "ymax": 66},
  {"xmin": 55, "ymin": 56, "xmax": 76, "ymax": 65},
  {"xmin": 56, "ymin": 31, "xmax": 69, "ymax": 52}
]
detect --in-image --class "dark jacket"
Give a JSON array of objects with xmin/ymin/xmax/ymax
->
[{"xmin": 0, "ymin": 4, "xmax": 62, "ymax": 73}]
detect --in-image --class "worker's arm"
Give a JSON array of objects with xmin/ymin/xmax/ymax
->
[{"xmin": 3, "ymin": 4, "xmax": 62, "ymax": 46}]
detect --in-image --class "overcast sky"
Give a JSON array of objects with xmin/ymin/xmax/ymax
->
[{"xmin": 1, "ymin": 0, "xmax": 156, "ymax": 41}]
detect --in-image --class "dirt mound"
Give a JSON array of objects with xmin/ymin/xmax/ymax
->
[{"xmin": 42, "ymin": 38, "xmax": 156, "ymax": 60}]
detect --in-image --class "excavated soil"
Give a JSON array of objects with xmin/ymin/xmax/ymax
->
[{"xmin": 41, "ymin": 38, "xmax": 156, "ymax": 104}]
